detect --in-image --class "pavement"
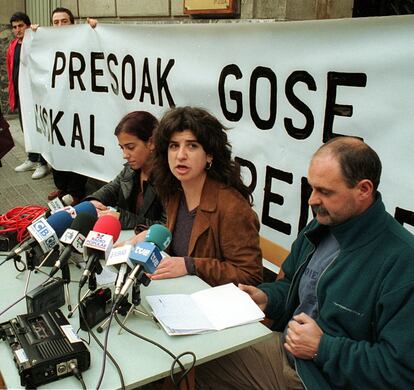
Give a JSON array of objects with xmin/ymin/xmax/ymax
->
[{"xmin": 0, "ymin": 116, "xmax": 103, "ymax": 215}]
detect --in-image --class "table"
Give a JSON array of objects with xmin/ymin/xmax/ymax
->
[{"xmin": 0, "ymin": 251, "xmax": 272, "ymax": 389}]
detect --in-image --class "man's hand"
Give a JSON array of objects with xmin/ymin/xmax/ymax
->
[
  {"xmin": 238, "ymin": 284, "xmax": 268, "ymax": 311},
  {"xmin": 284, "ymin": 312, "xmax": 323, "ymax": 359},
  {"xmin": 87, "ymin": 17, "xmax": 98, "ymax": 28},
  {"xmin": 150, "ymin": 257, "xmax": 188, "ymax": 280}
]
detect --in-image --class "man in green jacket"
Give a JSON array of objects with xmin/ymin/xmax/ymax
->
[{"xmin": 196, "ymin": 137, "xmax": 414, "ymax": 389}]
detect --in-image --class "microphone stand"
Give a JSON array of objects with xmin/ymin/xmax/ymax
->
[
  {"xmin": 117, "ymin": 275, "xmax": 151, "ymax": 335},
  {"xmin": 35, "ymin": 244, "xmax": 60, "ymax": 271},
  {"xmin": 23, "ymin": 246, "xmax": 50, "ymax": 295},
  {"xmin": 61, "ymin": 263, "xmax": 72, "ymax": 311},
  {"xmin": 96, "ymin": 295, "xmax": 131, "ymax": 333},
  {"xmin": 23, "ymin": 245, "xmax": 60, "ymax": 294},
  {"xmin": 98, "ymin": 270, "xmax": 151, "ymax": 334}
]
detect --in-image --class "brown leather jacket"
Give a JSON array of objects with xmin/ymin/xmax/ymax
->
[{"xmin": 166, "ymin": 177, "xmax": 263, "ymax": 286}]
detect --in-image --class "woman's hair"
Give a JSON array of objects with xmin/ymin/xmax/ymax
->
[
  {"xmin": 153, "ymin": 106, "xmax": 253, "ymax": 204},
  {"xmin": 114, "ymin": 111, "xmax": 158, "ymax": 142}
]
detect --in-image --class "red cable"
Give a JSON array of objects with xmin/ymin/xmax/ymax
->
[{"xmin": 0, "ymin": 205, "xmax": 48, "ymax": 242}]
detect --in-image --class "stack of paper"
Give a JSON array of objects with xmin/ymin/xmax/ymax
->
[{"xmin": 146, "ymin": 283, "xmax": 265, "ymax": 336}]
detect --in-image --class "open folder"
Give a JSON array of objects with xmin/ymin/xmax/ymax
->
[{"xmin": 146, "ymin": 283, "xmax": 265, "ymax": 336}]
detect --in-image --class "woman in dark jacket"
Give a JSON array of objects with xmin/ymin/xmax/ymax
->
[{"xmin": 85, "ymin": 111, "xmax": 165, "ymax": 230}]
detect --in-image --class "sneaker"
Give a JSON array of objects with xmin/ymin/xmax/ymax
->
[
  {"xmin": 47, "ymin": 189, "xmax": 63, "ymax": 200},
  {"xmin": 31, "ymin": 164, "xmax": 50, "ymax": 180},
  {"xmin": 15, "ymin": 159, "xmax": 37, "ymax": 172}
]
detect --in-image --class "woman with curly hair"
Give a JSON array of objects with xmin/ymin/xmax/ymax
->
[{"xmin": 138, "ymin": 106, "xmax": 262, "ymax": 286}]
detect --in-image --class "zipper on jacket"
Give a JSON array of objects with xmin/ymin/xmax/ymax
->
[
  {"xmin": 294, "ymin": 359, "xmax": 309, "ymax": 390},
  {"xmin": 285, "ymin": 244, "xmax": 316, "ymax": 308}
]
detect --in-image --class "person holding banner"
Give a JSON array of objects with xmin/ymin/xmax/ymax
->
[
  {"xmin": 195, "ymin": 136, "xmax": 414, "ymax": 389},
  {"xmin": 85, "ymin": 111, "xmax": 165, "ymax": 230},
  {"xmin": 7, "ymin": 11, "xmax": 49, "ymax": 180},
  {"xmin": 45, "ymin": 7, "xmax": 96, "ymax": 204},
  {"xmin": 132, "ymin": 106, "xmax": 262, "ymax": 287}
]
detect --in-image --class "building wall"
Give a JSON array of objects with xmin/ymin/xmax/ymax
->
[
  {"xmin": 0, "ymin": 0, "xmax": 353, "ymax": 114},
  {"xmin": 0, "ymin": 0, "xmax": 354, "ymax": 24}
]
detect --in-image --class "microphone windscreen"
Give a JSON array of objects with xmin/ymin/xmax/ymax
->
[
  {"xmin": 62, "ymin": 194, "xmax": 74, "ymax": 206},
  {"xmin": 70, "ymin": 212, "xmax": 97, "ymax": 236},
  {"xmin": 74, "ymin": 201, "xmax": 98, "ymax": 219},
  {"xmin": 46, "ymin": 210, "xmax": 73, "ymax": 238},
  {"xmin": 93, "ymin": 215, "xmax": 122, "ymax": 243},
  {"xmin": 145, "ymin": 224, "xmax": 172, "ymax": 251}
]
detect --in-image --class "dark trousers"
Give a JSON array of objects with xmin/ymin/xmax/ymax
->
[
  {"xmin": 52, "ymin": 168, "xmax": 88, "ymax": 198},
  {"xmin": 17, "ymin": 105, "xmax": 46, "ymax": 165}
]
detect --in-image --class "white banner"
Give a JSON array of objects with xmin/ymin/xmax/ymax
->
[{"xmin": 20, "ymin": 16, "xmax": 414, "ymax": 249}]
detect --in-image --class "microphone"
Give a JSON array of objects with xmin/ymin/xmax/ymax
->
[
  {"xmin": 47, "ymin": 197, "xmax": 65, "ymax": 214},
  {"xmin": 5, "ymin": 202, "xmax": 97, "ymax": 262},
  {"xmin": 79, "ymin": 215, "xmax": 121, "ymax": 288},
  {"xmin": 54, "ymin": 200, "xmax": 97, "ymax": 219},
  {"xmin": 106, "ymin": 245, "xmax": 134, "ymax": 298},
  {"xmin": 5, "ymin": 211, "xmax": 73, "ymax": 261},
  {"xmin": 117, "ymin": 224, "xmax": 171, "ymax": 302},
  {"xmin": 49, "ymin": 213, "xmax": 98, "ymax": 277},
  {"xmin": 62, "ymin": 194, "xmax": 74, "ymax": 206}
]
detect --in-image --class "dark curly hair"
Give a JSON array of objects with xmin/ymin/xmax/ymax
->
[{"xmin": 153, "ymin": 106, "xmax": 252, "ymax": 205}]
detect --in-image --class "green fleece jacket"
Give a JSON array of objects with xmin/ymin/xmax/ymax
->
[{"xmin": 259, "ymin": 194, "xmax": 414, "ymax": 389}]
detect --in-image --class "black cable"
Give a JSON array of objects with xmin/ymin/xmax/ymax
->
[
  {"xmin": 79, "ymin": 376, "xmax": 87, "ymax": 390},
  {"xmin": 0, "ymin": 294, "xmax": 26, "ymax": 318},
  {"xmin": 172, "ymin": 351, "xmax": 198, "ymax": 389},
  {"xmin": 78, "ymin": 325, "xmax": 91, "ymax": 346},
  {"xmin": 13, "ymin": 256, "xmax": 26, "ymax": 272},
  {"xmin": 114, "ymin": 314, "xmax": 196, "ymax": 390},
  {"xmin": 69, "ymin": 361, "xmax": 87, "ymax": 390},
  {"xmin": 95, "ymin": 304, "xmax": 117, "ymax": 390},
  {"xmin": 77, "ymin": 285, "xmax": 125, "ymax": 390},
  {"xmin": 0, "ymin": 273, "xmax": 54, "ymax": 318}
]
